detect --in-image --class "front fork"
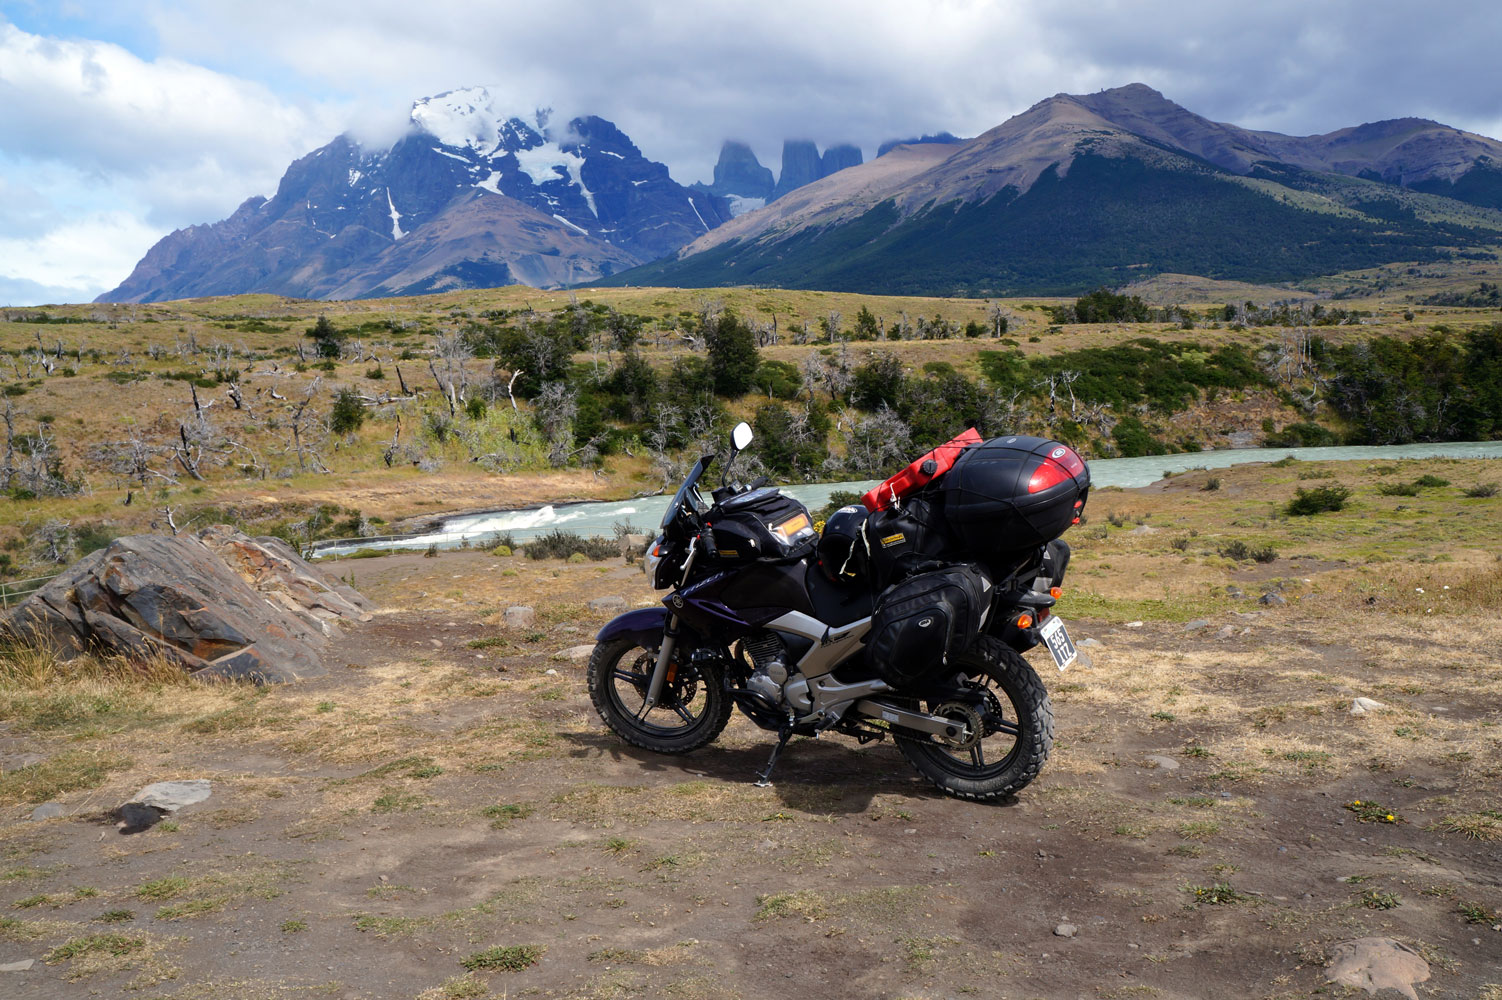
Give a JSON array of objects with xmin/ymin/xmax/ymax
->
[
  {"xmin": 643, "ymin": 536, "xmax": 699, "ymax": 710},
  {"xmin": 643, "ymin": 615, "xmax": 679, "ymax": 710}
]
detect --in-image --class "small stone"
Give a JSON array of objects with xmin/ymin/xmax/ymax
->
[
  {"xmin": 1127, "ymin": 943, "xmax": 1139, "ymax": 950},
  {"xmin": 0, "ymin": 959, "xmax": 35, "ymax": 972},
  {"xmin": 588, "ymin": 595, "xmax": 627, "ymax": 612},
  {"xmin": 1213, "ymin": 625, "xmax": 1237, "ymax": 639},
  {"xmin": 503, "ymin": 606, "xmax": 536, "ymax": 628},
  {"xmin": 552, "ymin": 644, "xmax": 596, "ymax": 662},
  {"xmin": 1145, "ymin": 755, "xmax": 1180, "ymax": 771},
  {"xmin": 1129, "ymin": 524, "xmax": 1159, "ymax": 535},
  {"xmin": 29, "ymin": 802, "xmax": 63, "ymax": 821},
  {"xmin": 1054, "ymin": 923, "xmax": 1078, "ymax": 938},
  {"xmin": 1351, "ymin": 697, "xmax": 1385, "ymax": 716},
  {"xmin": 544, "ymin": 668, "xmax": 558, "ymax": 676},
  {"xmin": 1124, "ymin": 621, "xmax": 1144, "ymax": 628},
  {"xmin": 1258, "ymin": 592, "xmax": 1288, "ymax": 606},
  {"xmin": 429, "ymin": 638, "xmax": 443, "ymax": 648},
  {"xmin": 135, "ymin": 780, "xmax": 212, "ymax": 812},
  {"xmin": 1077, "ymin": 638, "xmax": 1102, "ymax": 648},
  {"xmin": 1183, "ymin": 619, "xmax": 1211, "ymax": 632}
]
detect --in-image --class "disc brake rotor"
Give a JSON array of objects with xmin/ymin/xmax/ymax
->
[{"xmin": 931, "ymin": 700, "xmax": 984, "ymax": 750}]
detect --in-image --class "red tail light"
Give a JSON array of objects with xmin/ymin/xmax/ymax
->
[
  {"xmin": 1028, "ymin": 459, "xmax": 1069, "ymax": 493},
  {"xmin": 1028, "ymin": 444, "xmax": 1084, "ymax": 494}
]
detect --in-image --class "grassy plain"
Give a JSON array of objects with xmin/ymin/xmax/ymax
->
[
  {"xmin": 1, "ymin": 255, "xmax": 1500, "ymax": 580},
  {"xmin": 1, "ymin": 456, "xmax": 1499, "ymax": 998}
]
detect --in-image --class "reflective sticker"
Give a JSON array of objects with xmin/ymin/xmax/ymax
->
[
  {"xmin": 718, "ymin": 549, "xmax": 739, "ymax": 558},
  {"xmin": 1050, "ymin": 446, "xmax": 1067, "ymax": 459},
  {"xmin": 882, "ymin": 711, "xmax": 899, "ymax": 723},
  {"xmin": 918, "ymin": 617, "xmax": 934, "ymax": 628},
  {"xmin": 880, "ymin": 532, "xmax": 907, "ymax": 548}
]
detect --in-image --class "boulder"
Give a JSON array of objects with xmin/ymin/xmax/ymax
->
[
  {"xmin": 135, "ymin": 779, "xmax": 212, "ymax": 812},
  {"xmin": 588, "ymin": 595, "xmax": 627, "ymax": 613},
  {"xmin": 6, "ymin": 528, "xmax": 374, "ymax": 684},
  {"xmin": 1325, "ymin": 937, "xmax": 1428, "ymax": 1000},
  {"xmin": 199, "ymin": 526, "xmax": 373, "ymax": 634},
  {"xmin": 503, "ymin": 606, "xmax": 536, "ymax": 628}
]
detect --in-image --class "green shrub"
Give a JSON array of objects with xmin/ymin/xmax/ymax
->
[
  {"xmin": 1413, "ymin": 474, "xmax": 1450, "ymax": 488},
  {"xmin": 1218, "ymin": 541, "xmax": 1277, "ymax": 563},
  {"xmin": 1285, "ymin": 484, "xmax": 1352, "ymax": 516},
  {"xmin": 1264, "ymin": 421, "xmax": 1339, "ymax": 447},
  {"xmin": 1376, "ymin": 482, "xmax": 1420, "ymax": 497},
  {"xmin": 525, "ymin": 530, "xmax": 616, "ymax": 561},
  {"xmin": 330, "ymin": 389, "xmax": 365, "ymax": 435},
  {"xmin": 1462, "ymin": 482, "xmax": 1498, "ymax": 498}
]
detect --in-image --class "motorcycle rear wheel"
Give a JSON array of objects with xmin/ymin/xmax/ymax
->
[
  {"xmin": 587, "ymin": 637, "xmax": 732, "ymax": 754},
  {"xmin": 893, "ymin": 635, "xmax": 1053, "ymax": 801}
]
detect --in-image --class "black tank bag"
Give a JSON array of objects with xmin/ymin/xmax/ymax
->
[{"xmin": 868, "ymin": 563, "xmax": 991, "ymax": 688}]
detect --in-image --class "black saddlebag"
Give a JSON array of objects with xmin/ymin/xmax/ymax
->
[
  {"xmin": 867, "ymin": 564, "xmax": 991, "ymax": 688},
  {"xmin": 864, "ymin": 497, "xmax": 953, "ymax": 591}
]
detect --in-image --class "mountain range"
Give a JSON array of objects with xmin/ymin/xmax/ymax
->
[
  {"xmin": 691, "ymin": 140, "xmax": 865, "ymax": 218},
  {"xmin": 608, "ymin": 84, "xmax": 1502, "ymax": 296},
  {"xmin": 101, "ymin": 88, "xmax": 732, "ymax": 302},
  {"xmin": 102, "ymin": 84, "xmax": 1502, "ymax": 302}
]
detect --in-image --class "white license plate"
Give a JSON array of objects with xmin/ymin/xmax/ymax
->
[{"xmin": 1039, "ymin": 615, "xmax": 1078, "ymax": 672}]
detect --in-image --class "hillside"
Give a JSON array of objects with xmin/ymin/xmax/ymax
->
[{"xmin": 605, "ymin": 85, "xmax": 1502, "ymax": 296}]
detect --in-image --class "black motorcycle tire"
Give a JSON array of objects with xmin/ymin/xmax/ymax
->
[
  {"xmin": 893, "ymin": 635, "xmax": 1053, "ymax": 801},
  {"xmin": 587, "ymin": 637, "xmax": 733, "ymax": 754}
]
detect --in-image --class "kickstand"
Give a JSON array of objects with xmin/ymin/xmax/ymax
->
[{"xmin": 753, "ymin": 728, "xmax": 794, "ymax": 787}]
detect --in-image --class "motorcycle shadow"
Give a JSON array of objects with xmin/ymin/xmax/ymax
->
[{"xmin": 560, "ymin": 731, "xmax": 970, "ymax": 814}]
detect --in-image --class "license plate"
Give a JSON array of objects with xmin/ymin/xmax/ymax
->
[{"xmin": 1039, "ymin": 615, "xmax": 1078, "ymax": 671}]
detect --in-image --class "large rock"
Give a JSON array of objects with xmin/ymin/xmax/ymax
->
[{"xmin": 6, "ymin": 528, "xmax": 374, "ymax": 684}]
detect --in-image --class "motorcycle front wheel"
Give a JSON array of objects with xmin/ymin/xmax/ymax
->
[
  {"xmin": 587, "ymin": 637, "xmax": 732, "ymax": 754},
  {"xmin": 893, "ymin": 635, "xmax": 1054, "ymax": 801}
]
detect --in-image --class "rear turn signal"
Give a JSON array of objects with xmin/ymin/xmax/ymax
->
[
  {"xmin": 1049, "ymin": 586, "xmax": 1063, "ymax": 599},
  {"xmin": 1016, "ymin": 614, "xmax": 1033, "ymax": 630}
]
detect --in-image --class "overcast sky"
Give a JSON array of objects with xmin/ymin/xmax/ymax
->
[{"xmin": 2, "ymin": 0, "xmax": 1499, "ymax": 305}]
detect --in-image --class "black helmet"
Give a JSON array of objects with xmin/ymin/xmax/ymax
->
[{"xmin": 817, "ymin": 505, "xmax": 870, "ymax": 584}]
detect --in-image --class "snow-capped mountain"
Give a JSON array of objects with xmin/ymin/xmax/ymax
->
[{"xmin": 100, "ymin": 87, "xmax": 730, "ymax": 302}]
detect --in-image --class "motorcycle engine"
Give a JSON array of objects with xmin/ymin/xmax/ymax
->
[{"xmin": 743, "ymin": 631, "xmax": 789, "ymax": 708}]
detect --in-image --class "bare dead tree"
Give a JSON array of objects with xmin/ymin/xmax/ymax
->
[
  {"xmin": 173, "ymin": 424, "xmax": 205, "ymax": 480},
  {"xmin": 383, "ymin": 413, "xmax": 402, "ymax": 467},
  {"xmin": 288, "ymin": 377, "xmax": 329, "ymax": 473},
  {"xmin": 1058, "ymin": 370, "xmax": 1082, "ymax": 420},
  {"xmin": 33, "ymin": 519, "xmax": 73, "ymax": 563},
  {"xmin": 1, "ymin": 402, "xmax": 14, "ymax": 491}
]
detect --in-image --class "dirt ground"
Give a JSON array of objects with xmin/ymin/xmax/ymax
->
[{"xmin": 3, "ymin": 465, "xmax": 1502, "ymax": 999}]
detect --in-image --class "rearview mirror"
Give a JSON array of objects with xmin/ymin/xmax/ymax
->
[{"xmin": 731, "ymin": 422, "xmax": 753, "ymax": 452}]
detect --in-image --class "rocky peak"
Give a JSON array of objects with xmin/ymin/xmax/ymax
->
[
  {"xmin": 820, "ymin": 143, "xmax": 864, "ymax": 176},
  {"xmin": 773, "ymin": 140, "xmax": 823, "ymax": 200},
  {"xmin": 709, "ymin": 141, "xmax": 774, "ymax": 199}
]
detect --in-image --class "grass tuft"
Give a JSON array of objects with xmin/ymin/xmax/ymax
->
[{"xmin": 460, "ymin": 943, "xmax": 545, "ymax": 972}]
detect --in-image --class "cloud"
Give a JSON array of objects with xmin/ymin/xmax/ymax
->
[
  {"xmin": 3, "ymin": 1, "xmax": 1501, "ymax": 303},
  {"xmin": 0, "ymin": 209, "xmax": 163, "ymax": 301},
  {"xmin": 0, "ymin": 19, "xmax": 347, "ymax": 300}
]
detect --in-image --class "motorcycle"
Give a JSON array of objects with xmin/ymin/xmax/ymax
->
[{"xmin": 586, "ymin": 422, "xmax": 1090, "ymax": 801}]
